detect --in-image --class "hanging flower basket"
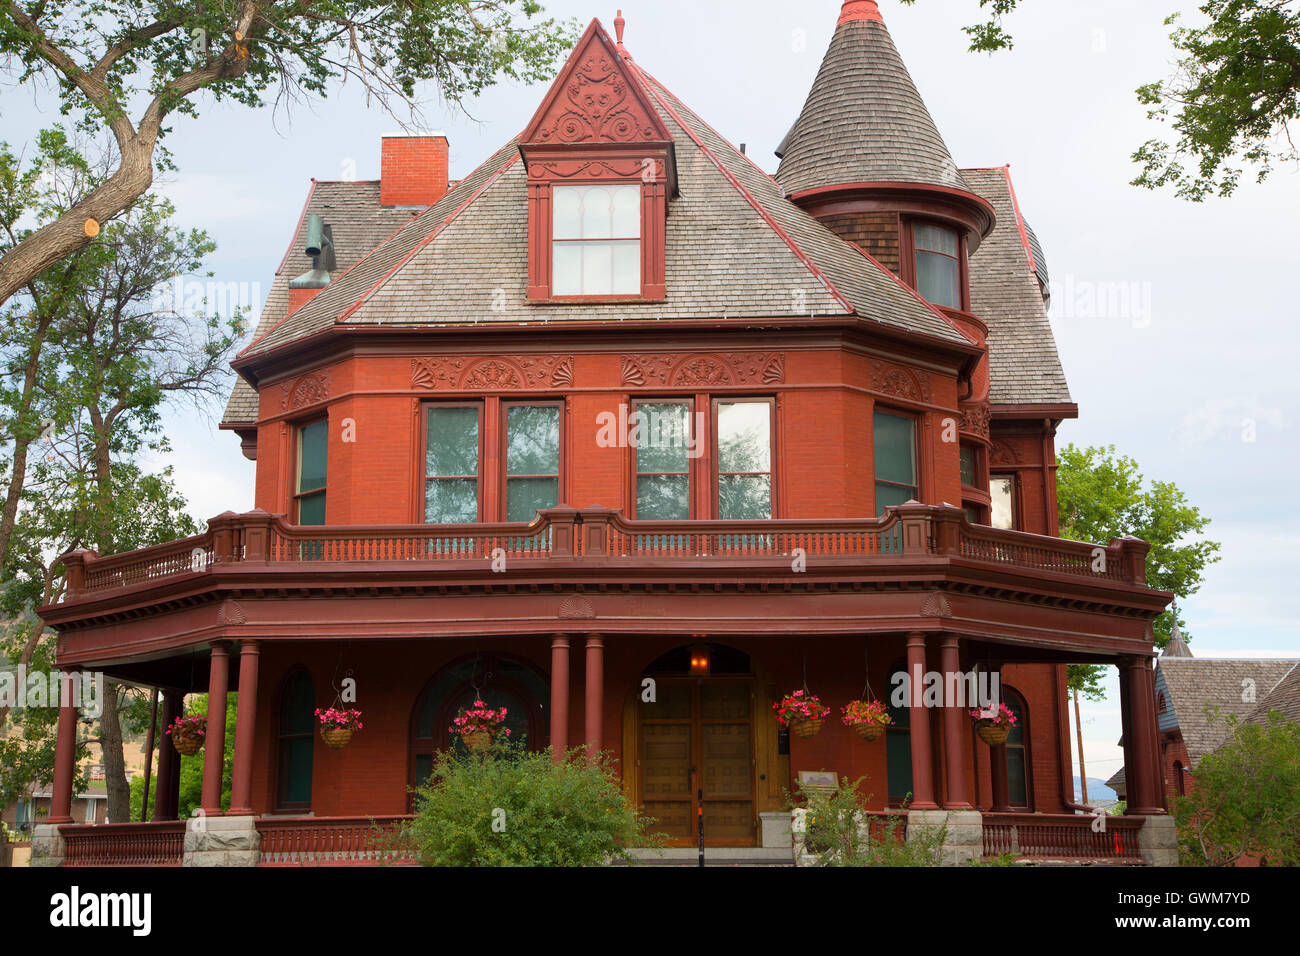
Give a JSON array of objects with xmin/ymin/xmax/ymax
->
[
  {"xmin": 316, "ymin": 707, "xmax": 363, "ymax": 749},
  {"xmin": 841, "ymin": 699, "xmax": 892, "ymax": 742},
  {"xmin": 449, "ymin": 700, "xmax": 510, "ymax": 752},
  {"xmin": 165, "ymin": 715, "xmax": 206, "ymax": 756},
  {"xmin": 970, "ymin": 703, "xmax": 1016, "ymax": 747},
  {"xmin": 773, "ymin": 690, "xmax": 829, "ymax": 739}
]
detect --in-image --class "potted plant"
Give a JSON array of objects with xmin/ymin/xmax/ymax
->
[
  {"xmin": 970, "ymin": 702, "xmax": 1017, "ymax": 746},
  {"xmin": 316, "ymin": 707, "xmax": 363, "ymax": 749},
  {"xmin": 166, "ymin": 714, "xmax": 206, "ymax": 756},
  {"xmin": 772, "ymin": 690, "xmax": 829, "ymax": 739},
  {"xmin": 841, "ymin": 699, "xmax": 893, "ymax": 741},
  {"xmin": 449, "ymin": 700, "xmax": 511, "ymax": 752}
]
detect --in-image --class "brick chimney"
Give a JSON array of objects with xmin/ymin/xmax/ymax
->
[{"xmin": 380, "ymin": 132, "xmax": 450, "ymax": 207}]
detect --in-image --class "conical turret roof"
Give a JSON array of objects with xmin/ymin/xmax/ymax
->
[{"xmin": 776, "ymin": 1, "xmax": 969, "ymax": 196}]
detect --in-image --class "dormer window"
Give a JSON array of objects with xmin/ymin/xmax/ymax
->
[
  {"xmin": 552, "ymin": 185, "xmax": 642, "ymax": 295},
  {"xmin": 912, "ymin": 222, "xmax": 963, "ymax": 310}
]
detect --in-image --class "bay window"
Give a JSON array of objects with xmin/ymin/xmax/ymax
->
[
  {"xmin": 505, "ymin": 403, "xmax": 561, "ymax": 522},
  {"xmin": 716, "ymin": 400, "xmax": 773, "ymax": 520},
  {"xmin": 295, "ymin": 419, "xmax": 327, "ymax": 525},
  {"xmin": 424, "ymin": 405, "xmax": 482, "ymax": 524},
  {"xmin": 873, "ymin": 409, "xmax": 918, "ymax": 512},
  {"xmin": 634, "ymin": 402, "xmax": 692, "ymax": 520}
]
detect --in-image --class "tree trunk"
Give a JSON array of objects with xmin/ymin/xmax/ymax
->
[
  {"xmin": 100, "ymin": 683, "xmax": 131, "ymax": 823},
  {"xmin": 1073, "ymin": 686, "xmax": 1089, "ymax": 806},
  {"xmin": 0, "ymin": 310, "xmax": 54, "ymax": 570}
]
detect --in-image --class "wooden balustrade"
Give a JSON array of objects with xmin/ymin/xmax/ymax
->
[
  {"xmin": 59, "ymin": 504, "xmax": 1151, "ymax": 602},
  {"xmin": 255, "ymin": 816, "xmax": 417, "ymax": 865},
  {"xmin": 60, "ymin": 822, "xmax": 186, "ymax": 866},
  {"xmin": 980, "ymin": 812, "xmax": 1144, "ymax": 861}
]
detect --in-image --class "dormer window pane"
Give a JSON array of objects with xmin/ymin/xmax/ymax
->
[
  {"xmin": 553, "ymin": 184, "xmax": 641, "ymax": 295},
  {"xmin": 914, "ymin": 223, "xmax": 961, "ymax": 309}
]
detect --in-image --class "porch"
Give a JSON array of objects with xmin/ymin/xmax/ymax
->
[{"xmin": 35, "ymin": 503, "xmax": 1173, "ymax": 865}]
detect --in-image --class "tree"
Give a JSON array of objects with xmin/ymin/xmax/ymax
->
[
  {"xmin": 130, "ymin": 693, "xmax": 236, "ymax": 822},
  {"xmin": 1, "ymin": 183, "xmax": 239, "ymax": 823},
  {"xmin": 1056, "ymin": 444, "xmax": 1221, "ymax": 803},
  {"xmin": 1174, "ymin": 711, "xmax": 1300, "ymax": 866},
  {"xmin": 901, "ymin": 0, "xmax": 1300, "ymax": 199},
  {"xmin": 0, "ymin": 1, "xmax": 578, "ymax": 307}
]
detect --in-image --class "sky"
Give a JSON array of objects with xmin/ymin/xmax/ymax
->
[{"xmin": 4, "ymin": 0, "xmax": 1298, "ymax": 793}]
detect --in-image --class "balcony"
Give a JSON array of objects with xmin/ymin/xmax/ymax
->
[{"xmin": 42, "ymin": 503, "xmax": 1167, "ymax": 668}]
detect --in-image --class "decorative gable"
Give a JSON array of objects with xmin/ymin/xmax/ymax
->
[
  {"xmin": 520, "ymin": 18, "xmax": 675, "ymax": 302},
  {"xmin": 521, "ymin": 19, "xmax": 672, "ymax": 149}
]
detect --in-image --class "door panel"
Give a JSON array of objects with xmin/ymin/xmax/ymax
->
[{"xmin": 639, "ymin": 678, "xmax": 755, "ymax": 846}]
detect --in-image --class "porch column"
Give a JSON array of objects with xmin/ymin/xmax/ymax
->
[
  {"xmin": 906, "ymin": 632, "xmax": 938, "ymax": 809},
  {"xmin": 940, "ymin": 635, "xmax": 972, "ymax": 809},
  {"xmin": 48, "ymin": 669, "xmax": 81, "ymax": 824},
  {"xmin": 1123, "ymin": 655, "xmax": 1163, "ymax": 815},
  {"xmin": 229, "ymin": 640, "xmax": 260, "ymax": 815},
  {"xmin": 550, "ymin": 635, "xmax": 570, "ymax": 764},
  {"xmin": 154, "ymin": 689, "xmax": 183, "ymax": 821},
  {"xmin": 201, "ymin": 642, "xmax": 230, "ymax": 815},
  {"xmin": 584, "ymin": 635, "xmax": 604, "ymax": 763}
]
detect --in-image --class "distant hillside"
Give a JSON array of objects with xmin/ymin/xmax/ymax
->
[{"xmin": 1074, "ymin": 776, "xmax": 1116, "ymax": 801}]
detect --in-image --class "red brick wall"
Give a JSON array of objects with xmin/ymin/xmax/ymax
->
[{"xmin": 380, "ymin": 135, "xmax": 449, "ymax": 208}]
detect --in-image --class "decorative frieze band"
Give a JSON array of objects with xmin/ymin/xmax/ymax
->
[
  {"xmin": 620, "ymin": 352, "xmax": 786, "ymax": 388},
  {"xmin": 411, "ymin": 355, "xmax": 575, "ymax": 391}
]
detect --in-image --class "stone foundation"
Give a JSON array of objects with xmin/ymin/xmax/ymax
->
[
  {"xmin": 182, "ymin": 814, "xmax": 260, "ymax": 867},
  {"xmin": 1137, "ymin": 814, "xmax": 1178, "ymax": 867},
  {"xmin": 760, "ymin": 811, "xmax": 792, "ymax": 850},
  {"xmin": 30, "ymin": 824, "xmax": 64, "ymax": 867},
  {"xmin": 906, "ymin": 809, "xmax": 983, "ymax": 866}
]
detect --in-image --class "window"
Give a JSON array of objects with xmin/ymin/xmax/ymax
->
[
  {"xmin": 959, "ymin": 444, "xmax": 977, "ymax": 488},
  {"xmin": 914, "ymin": 223, "xmax": 961, "ymax": 309},
  {"xmin": 295, "ymin": 420, "xmax": 327, "ymax": 525},
  {"xmin": 716, "ymin": 401, "xmax": 772, "ymax": 519},
  {"xmin": 989, "ymin": 475, "xmax": 1015, "ymax": 530},
  {"xmin": 276, "ymin": 670, "xmax": 315, "ymax": 811},
  {"xmin": 1173, "ymin": 760, "xmax": 1185, "ymax": 796},
  {"xmin": 1003, "ymin": 690, "xmax": 1029, "ymax": 808},
  {"xmin": 874, "ymin": 410, "xmax": 918, "ymax": 512},
  {"xmin": 552, "ymin": 185, "xmax": 641, "ymax": 296},
  {"xmin": 425, "ymin": 405, "xmax": 481, "ymax": 524},
  {"xmin": 84, "ymin": 798, "xmax": 97, "ymax": 824},
  {"xmin": 505, "ymin": 404, "xmax": 561, "ymax": 522},
  {"xmin": 635, "ymin": 402, "xmax": 692, "ymax": 520}
]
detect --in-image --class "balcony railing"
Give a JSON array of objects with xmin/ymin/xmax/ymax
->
[
  {"xmin": 58, "ymin": 503, "xmax": 1152, "ymax": 601},
  {"xmin": 255, "ymin": 816, "xmax": 417, "ymax": 865},
  {"xmin": 981, "ymin": 812, "xmax": 1145, "ymax": 861},
  {"xmin": 60, "ymin": 822, "xmax": 186, "ymax": 866}
]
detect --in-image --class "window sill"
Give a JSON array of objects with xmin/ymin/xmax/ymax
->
[{"xmin": 526, "ymin": 292, "xmax": 667, "ymax": 305}]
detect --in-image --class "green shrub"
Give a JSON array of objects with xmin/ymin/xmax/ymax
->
[
  {"xmin": 403, "ymin": 743, "xmax": 661, "ymax": 866},
  {"xmin": 795, "ymin": 777, "xmax": 944, "ymax": 867}
]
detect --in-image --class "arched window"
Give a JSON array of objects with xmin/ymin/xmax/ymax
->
[
  {"xmin": 409, "ymin": 655, "xmax": 549, "ymax": 798},
  {"xmin": 1157, "ymin": 692, "xmax": 1167, "ymax": 713},
  {"xmin": 276, "ymin": 670, "xmax": 315, "ymax": 811},
  {"xmin": 886, "ymin": 662, "xmax": 912, "ymax": 804},
  {"xmin": 1003, "ymin": 688, "xmax": 1030, "ymax": 809},
  {"xmin": 1173, "ymin": 760, "xmax": 1185, "ymax": 796}
]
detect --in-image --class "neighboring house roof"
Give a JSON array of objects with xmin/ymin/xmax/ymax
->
[
  {"xmin": 1245, "ymin": 662, "xmax": 1300, "ymax": 727},
  {"xmin": 775, "ymin": 11, "xmax": 968, "ymax": 195},
  {"xmin": 961, "ymin": 167, "xmax": 1072, "ymax": 406},
  {"xmin": 222, "ymin": 181, "xmax": 420, "ymax": 425},
  {"xmin": 1105, "ymin": 767, "xmax": 1126, "ymax": 798},
  {"xmin": 1158, "ymin": 658, "xmax": 1299, "ymax": 767}
]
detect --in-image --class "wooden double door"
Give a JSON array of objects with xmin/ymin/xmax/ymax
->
[{"xmin": 638, "ymin": 677, "xmax": 756, "ymax": 846}]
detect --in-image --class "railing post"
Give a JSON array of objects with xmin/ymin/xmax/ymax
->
[
  {"xmin": 239, "ymin": 509, "xmax": 275, "ymax": 563},
  {"xmin": 1116, "ymin": 536, "xmax": 1150, "ymax": 586},
  {"xmin": 892, "ymin": 502, "xmax": 935, "ymax": 556},
  {"xmin": 60, "ymin": 550, "xmax": 97, "ymax": 599},
  {"xmin": 578, "ymin": 507, "xmax": 618, "ymax": 557},
  {"xmin": 540, "ymin": 506, "xmax": 578, "ymax": 557},
  {"xmin": 209, "ymin": 511, "xmax": 240, "ymax": 564},
  {"xmin": 931, "ymin": 504, "xmax": 966, "ymax": 556}
]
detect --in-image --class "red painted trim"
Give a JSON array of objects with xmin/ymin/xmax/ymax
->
[
  {"xmin": 839, "ymin": 0, "xmax": 883, "ymax": 24},
  {"xmin": 1002, "ymin": 165, "xmax": 1037, "ymax": 275},
  {"xmin": 633, "ymin": 65, "xmax": 856, "ymax": 316}
]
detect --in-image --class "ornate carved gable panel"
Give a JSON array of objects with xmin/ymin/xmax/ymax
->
[
  {"xmin": 869, "ymin": 361, "xmax": 931, "ymax": 404},
  {"xmin": 280, "ymin": 371, "xmax": 331, "ymax": 411},
  {"xmin": 621, "ymin": 352, "xmax": 786, "ymax": 388},
  {"xmin": 521, "ymin": 20, "xmax": 671, "ymax": 146},
  {"xmin": 959, "ymin": 402, "xmax": 992, "ymax": 442},
  {"xmin": 411, "ymin": 355, "xmax": 575, "ymax": 391}
]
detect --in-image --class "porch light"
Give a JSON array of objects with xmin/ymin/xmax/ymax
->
[{"xmin": 689, "ymin": 645, "xmax": 711, "ymax": 676}]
